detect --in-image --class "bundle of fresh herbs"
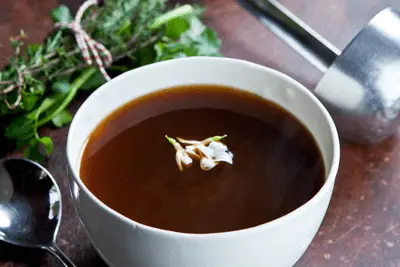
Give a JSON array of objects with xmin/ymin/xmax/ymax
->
[{"xmin": 0, "ymin": 0, "xmax": 221, "ymax": 162}]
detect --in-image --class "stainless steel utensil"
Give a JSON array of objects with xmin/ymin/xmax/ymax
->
[
  {"xmin": 0, "ymin": 158, "xmax": 76, "ymax": 267},
  {"xmin": 240, "ymin": 0, "xmax": 400, "ymax": 145}
]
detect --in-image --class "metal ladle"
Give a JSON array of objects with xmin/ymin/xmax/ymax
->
[
  {"xmin": 0, "ymin": 158, "xmax": 76, "ymax": 267},
  {"xmin": 240, "ymin": 0, "xmax": 400, "ymax": 145}
]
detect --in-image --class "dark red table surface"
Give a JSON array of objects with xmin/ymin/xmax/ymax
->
[{"xmin": 2, "ymin": 0, "xmax": 400, "ymax": 266}]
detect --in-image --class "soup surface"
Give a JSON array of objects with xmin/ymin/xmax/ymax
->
[{"xmin": 80, "ymin": 85, "xmax": 325, "ymax": 234}]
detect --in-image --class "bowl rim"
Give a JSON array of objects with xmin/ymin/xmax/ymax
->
[{"xmin": 66, "ymin": 56, "xmax": 340, "ymax": 238}]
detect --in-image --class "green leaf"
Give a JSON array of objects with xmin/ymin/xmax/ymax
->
[
  {"xmin": 51, "ymin": 5, "xmax": 73, "ymax": 23},
  {"xmin": 0, "ymin": 103, "xmax": 8, "ymax": 116},
  {"xmin": 139, "ymin": 46, "xmax": 156, "ymax": 66},
  {"xmin": 154, "ymin": 42, "xmax": 184, "ymax": 61},
  {"xmin": 196, "ymin": 28, "xmax": 221, "ymax": 56},
  {"xmin": 102, "ymin": 0, "xmax": 140, "ymax": 31},
  {"xmin": 26, "ymin": 44, "xmax": 43, "ymax": 64},
  {"xmin": 24, "ymin": 140, "xmax": 45, "ymax": 163},
  {"xmin": 154, "ymin": 43, "xmax": 165, "ymax": 60},
  {"xmin": 21, "ymin": 92, "xmax": 40, "ymax": 112},
  {"xmin": 0, "ymin": 70, "xmax": 13, "ymax": 85},
  {"xmin": 33, "ymin": 95, "xmax": 63, "ymax": 120},
  {"xmin": 181, "ymin": 16, "xmax": 206, "ymax": 41},
  {"xmin": 51, "ymin": 78, "xmax": 71, "ymax": 94},
  {"xmin": 52, "ymin": 110, "xmax": 73, "ymax": 128},
  {"xmin": 80, "ymin": 69, "xmax": 106, "ymax": 91},
  {"xmin": 165, "ymin": 17, "xmax": 190, "ymax": 39},
  {"xmin": 45, "ymin": 30, "xmax": 63, "ymax": 53},
  {"xmin": 116, "ymin": 20, "xmax": 132, "ymax": 36},
  {"xmin": 39, "ymin": 136, "xmax": 53, "ymax": 154},
  {"xmin": 26, "ymin": 44, "xmax": 41, "ymax": 56},
  {"xmin": 5, "ymin": 116, "xmax": 35, "ymax": 141},
  {"xmin": 37, "ymin": 68, "xmax": 96, "ymax": 127},
  {"xmin": 150, "ymin": 4, "xmax": 194, "ymax": 30},
  {"xmin": 24, "ymin": 76, "xmax": 45, "ymax": 95},
  {"xmin": 154, "ymin": 14, "xmax": 222, "ymax": 62}
]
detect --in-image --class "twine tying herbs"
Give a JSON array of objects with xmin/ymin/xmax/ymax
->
[
  {"xmin": 0, "ymin": 0, "xmax": 114, "ymax": 110},
  {"xmin": 54, "ymin": 0, "xmax": 112, "ymax": 81}
]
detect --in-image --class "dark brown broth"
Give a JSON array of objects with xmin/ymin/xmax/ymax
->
[{"xmin": 80, "ymin": 85, "xmax": 325, "ymax": 234}]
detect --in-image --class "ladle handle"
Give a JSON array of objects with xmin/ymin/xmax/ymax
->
[
  {"xmin": 238, "ymin": 0, "xmax": 341, "ymax": 73},
  {"xmin": 46, "ymin": 244, "xmax": 77, "ymax": 267}
]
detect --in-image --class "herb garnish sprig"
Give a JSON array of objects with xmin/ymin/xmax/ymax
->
[
  {"xmin": 166, "ymin": 135, "xmax": 234, "ymax": 171},
  {"xmin": 0, "ymin": 0, "xmax": 221, "ymax": 162}
]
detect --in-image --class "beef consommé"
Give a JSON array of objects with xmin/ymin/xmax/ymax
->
[{"xmin": 80, "ymin": 85, "xmax": 325, "ymax": 234}]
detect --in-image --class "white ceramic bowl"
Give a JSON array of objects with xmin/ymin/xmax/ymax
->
[{"xmin": 66, "ymin": 57, "xmax": 340, "ymax": 267}]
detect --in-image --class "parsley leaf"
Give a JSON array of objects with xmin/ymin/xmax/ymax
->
[{"xmin": 51, "ymin": 5, "xmax": 73, "ymax": 23}]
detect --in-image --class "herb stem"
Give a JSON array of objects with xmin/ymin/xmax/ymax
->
[
  {"xmin": 114, "ymin": 33, "xmax": 162, "ymax": 61},
  {"xmin": 29, "ymin": 49, "xmax": 81, "ymax": 72},
  {"xmin": 150, "ymin": 4, "xmax": 194, "ymax": 30},
  {"xmin": 37, "ymin": 68, "xmax": 96, "ymax": 127},
  {"xmin": 0, "ymin": 81, "xmax": 12, "ymax": 85},
  {"xmin": 48, "ymin": 63, "xmax": 88, "ymax": 80}
]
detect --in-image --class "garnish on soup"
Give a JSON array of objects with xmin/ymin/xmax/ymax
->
[{"xmin": 166, "ymin": 135, "xmax": 233, "ymax": 171}]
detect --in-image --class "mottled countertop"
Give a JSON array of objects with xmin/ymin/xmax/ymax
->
[{"xmin": 2, "ymin": 0, "xmax": 400, "ymax": 266}]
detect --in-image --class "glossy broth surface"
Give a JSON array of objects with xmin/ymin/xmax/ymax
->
[{"xmin": 80, "ymin": 85, "xmax": 325, "ymax": 234}]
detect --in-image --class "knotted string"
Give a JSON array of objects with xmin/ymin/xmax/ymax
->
[{"xmin": 54, "ymin": 0, "xmax": 112, "ymax": 81}]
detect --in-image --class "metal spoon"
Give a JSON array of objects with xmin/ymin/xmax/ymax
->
[{"xmin": 0, "ymin": 158, "xmax": 76, "ymax": 267}]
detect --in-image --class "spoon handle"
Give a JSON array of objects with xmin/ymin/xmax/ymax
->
[{"xmin": 45, "ymin": 244, "xmax": 77, "ymax": 267}]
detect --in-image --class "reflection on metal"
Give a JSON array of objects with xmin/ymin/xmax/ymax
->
[
  {"xmin": 0, "ymin": 209, "xmax": 11, "ymax": 228},
  {"xmin": 238, "ymin": 0, "xmax": 340, "ymax": 73},
  {"xmin": 0, "ymin": 165, "xmax": 14, "ymax": 203},
  {"xmin": 240, "ymin": 0, "xmax": 400, "ymax": 145},
  {"xmin": 0, "ymin": 158, "xmax": 76, "ymax": 267}
]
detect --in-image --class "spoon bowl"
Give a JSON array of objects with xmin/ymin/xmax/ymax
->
[{"xmin": 0, "ymin": 158, "xmax": 75, "ymax": 267}]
